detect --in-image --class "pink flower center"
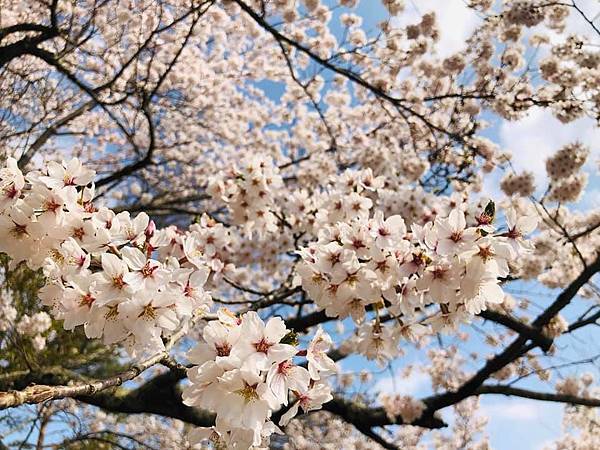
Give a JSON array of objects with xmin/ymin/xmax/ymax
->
[
  {"xmin": 43, "ymin": 198, "xmax": 62, "ymax": 213},
  {"xmin": 432, "ymin": 267, "xmax": 447, "ymax": 279},
  {"xmin": 4, "ymin": 184, "xmax": 18, "ymax": 199},
  {"xmin": 254, "ymin": 338, "xmax": 272, "ymax": 354},
  {"xmin": 278, "ymin": 360, "xmax": 292, "ymax": 374},
  {"xmin": 79, "ymin": 293, "xmax": 95, "ymax": 308},
  {"xmin": 73, "ymin": 227, "xmax": 85, "ymax": 240},
  {"xmin": 478, "ymin": 246, "xmax": 494, "ymax": 261},
  {"xmin": 141, "ymin": 262, "xmax": 158, "ymax": 278},
  {"xmin": 507, "ymin": 227, "xmax": 521, "ymax": 239},
  {"xmin": 352, "ymin": 238, "xmax": 365, "ymax": 249},
  {"xmin": 77, "ymin": 254, "xmax": 87, "ymax": 267},
  {"xmin": 378, "ymin": 227, "xmax": 390, "ymax": 237},
  {"xmin": 112, "ymin": 274, "xmax": 126, "ymax": 289},
  {"xmin": 450, "ymin": 230, "xmax": 463, "ymax": 242},
  {"xmin": 215, "ymin": 342, "xmax": 231, "ymax": 357}
]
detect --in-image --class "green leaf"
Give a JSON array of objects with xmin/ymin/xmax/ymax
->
[
  {"xmin": 484, "ymin": 199, "xmax": 495, "ymax": 221},
  {"xmin": 280, "ymin": 330, "xmax": 299, "ymax": 346}
]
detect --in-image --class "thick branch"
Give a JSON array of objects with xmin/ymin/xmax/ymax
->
[
  {"xmin": 18, "ymin": 100, "xmax": 96, "ymax": 168},
  {"xmin": 421, "ymin": 253, "xmax": 600, "ymax": 415},
  {"xmin": 477, "ymin": 384, "xmax": 600, "ymax": 407},
  {"xmin": 322, "ymin": 396, "xmax": 446, "ymax": 430},
  {"xmin": 533, "ymin": 254, "xmax": 600, "ymax": 327},
  {"xmin": 0, "ymin": 352, "xmax": 169, "ymax": 409},
  {"xmin": 0, "ymin": 310, "xmax": 207, "ymax": 410},
  {"xmin": 78, "ymin": 371, "xmax": 214, "ymax": 427},
  {"xmin": 0, "ymin": 27, "xmax": 58, "ymax": 68},
  {"xmin": 479, "ymin": 310, "xmax": 553, "ymax": 352}
]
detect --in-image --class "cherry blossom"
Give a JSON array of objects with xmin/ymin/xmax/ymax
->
[{"xmin": 182, "ymin": 310, "xmax": 336, "ymax": 447}]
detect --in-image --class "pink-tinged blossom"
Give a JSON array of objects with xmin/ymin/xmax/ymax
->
[
  {"xmin": 121, "ymin": 247, "xmax": 168, "ymax": 292},
  {"xmin": 460, "ymin": 261, "xmax": 505, "ymax": 314},
  {"xmin": 370, "ymin": 210, "xmax": 406, "ymax": 249},
  {"xmin": 94, "ymin": 253, "xmax": 130, "ymax": 305},
  {"xmin": 434, "ymin": 209, "xmax": 478, "ymax": 256},
  {"xmin": 0, "ymin": 158, "xmax": 25, "ymax": 212},
  {"xmin": 266, "ymin": 360, "xmax": 310, "ymax": 405},
  {"xmin": 279, "ymin": 382, "xmax": 334, "ymax": 426},
  {"xmin": 214, "ymin": 369, "xmax": 279, "ymax": 446},
  {"xmin": 231, "ymin": 312, "xmax": 296, "ymax": 372},
  {"xmin": 307, "ymin": 328, "xmax": 337, "ymax": 380},
  {"xmin": 111, "ymin": 212, "xmax": 150, "ymax": 246},
  {"xmin": 118, "ymin": 290, "xmax": 179, "ymax": 344},
  {"xmin": 504, "ymin": 207, "xmax": 538, "ymax": 253},
  {"xmin": 39, "ymin": 158, "xmax": 95, "ymax": 190},
  {"xmin": 187, "ymin": 320, "xmax": 241, "ymax": 368}
]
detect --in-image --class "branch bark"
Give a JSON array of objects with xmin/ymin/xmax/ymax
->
[
  {"xmin": 476, "ymin": 385, "xmax": 600, "ymax": 407},
  {"xmin": 0, "ymin": 351, "xmax": 169, "ymax": 409},
  {"xmin": 421, "ymin": 253, "xmax": 600, "ymax": 416}
]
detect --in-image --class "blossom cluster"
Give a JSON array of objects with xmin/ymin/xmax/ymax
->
[
  {"xmin": 297, "ymin": 203, "xmax": 537, "ymax": 363},
  {"xmin": 546, "ymin": 142, "xmax": 589, "ymax": 181},
  {"xmin": 0, "ymin": 158, "xmax": 217, "ymax": 356},
  {"xmin": 282, "ymin": 410, "xmax": 380, "ymax": 449},
  {"xmin": 545, "ymin": 142, "xmax": 590, "ymax": 203},
  {"xmin": 182, "ymin": 310, "xmax": 337, "ymax": 448},
  {"xmin": 14, "ymin": 311, "xmax": 53, "ymax": 351},
  {"xmin": 500, "ymin": 171, "xmax": 536, "ymax": 198},
  {"xmin": 0, "ymin": 279, "xmax": 55, "ymax": 351},
  {"xmin": 0, "ymin": 157, "xmax": 342, "ymax": 448},
  {"xmin": 0, "ymin": 290, "xmax": 17, "ymax": 333},
  {"xmin": 546, "ymin": 142, "xmax": 589, "ymax": 203},
  {"xmin": 379, "ymin": 393, "xmax": 426, "ymax": 424},
  {"xmin": 207, "ymin": 155, "xmax": 284, "ymax": 238}
]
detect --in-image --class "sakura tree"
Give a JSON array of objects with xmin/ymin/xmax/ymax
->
[{"xmin": 0, "ymin": 0, "xmax": 599, "ymax": 448}]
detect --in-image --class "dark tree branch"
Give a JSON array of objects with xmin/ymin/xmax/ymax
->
[
  {"xmin": 479, "ymin": 310, "xmax": 553, "ymax": 352},
  {"xmin": 420, "ymin": 253, "xmax": 600, "ymax": 417},
  {"xmin": 0, "ymin": 29, "xmax": 58, "ymax": 69},
  {"xmin": 18, "ymin": 100, "xmax": 96, "ymax": 169},
  {"xmin": 476, "ymin": 384, "xmax": 600, "ymax": 407},
  {"xmin": 568, "ymin": 310, "xmax": 600, "ymax": 332}
]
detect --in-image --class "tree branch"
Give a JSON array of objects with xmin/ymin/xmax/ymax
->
[
  {"xmin": 476, "ymin": 384, "xmax": 600, "ymax": 407},
  {"xmin": 421, "ymin": 253, "xmax": 600, "ymax": 416},
  {"xmin": 0, "ymin": 351, "xmax": 169, "ymax": 409}
]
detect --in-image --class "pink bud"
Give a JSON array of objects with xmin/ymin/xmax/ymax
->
[{"xmin": 145, "ymin": 220, "xmax": 156, "ymax": 238}]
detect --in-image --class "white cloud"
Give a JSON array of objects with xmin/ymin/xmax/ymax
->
[
  {"xmin": 499, "ymin": 107, "xmax": 600, "ymax": 184},
  {"xmin": 391, "ymin": 0, "xmax": 482, "ymax": 58},
  {"xmin": 536, "ymin": 439, "xmax": 557, "ymax": 450},
  {"xmin": 483, "ymin": 399, "xmax": 541, "ymax": 421},
  {"xmin": 477, "ymin": 107, "xmax": 599, "ymax": 206},
  {"xmin": 482, "ymin": 398, "xmax": 564, "ymax": 450},
  {"xmin": 373, "ymin": 369, "xmax": 430, "ymax": 396},
  {"xmin": 552, "ymin": 0, "xmax": 600, "ymax": 43}
]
